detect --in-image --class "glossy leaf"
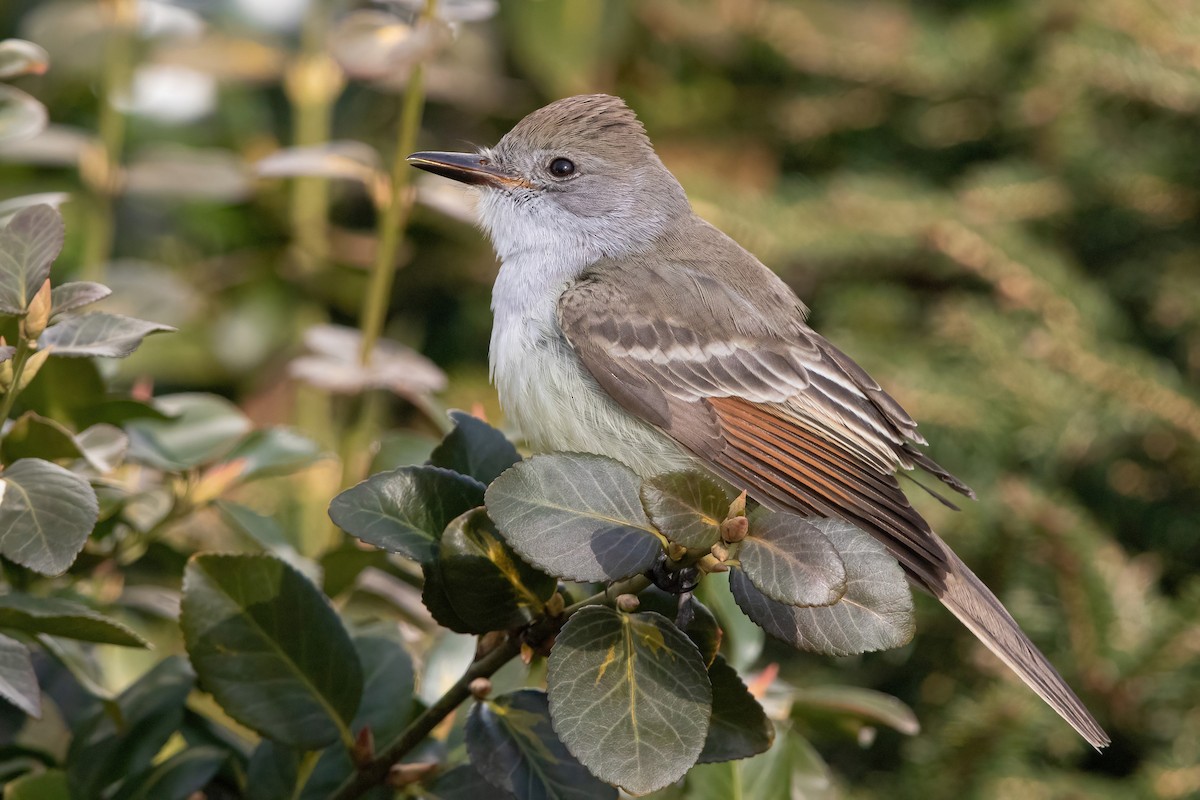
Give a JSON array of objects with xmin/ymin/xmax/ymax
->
[
  {"xmin": 180, "ymin": 554, "xmax": 363, "ymax": 749},
  {"xmin": 424, "ymin": 764, "xmax": 515, "ymax": 799},
  {"xmin": 0, "ymin": 85, "xmax": 47, "ymax": 146},
  {"xmin": 0, "ymin": 632, "xmax": 39, "ymax": 717},
  {"xmin": 0, "ymin": 411, "xmax": 85, "ymax": 465},
  {"xmin": 329, "ymin": 465, "xmax": 485, "ymax": 565},
  {"xmin": 109, "ymin": 746, "xmax": 226, "ymax": 800},
  {"xmin": 636, "ymin": 587, "xmax": 722, "ymax": 667},
  {"xmin": 0, "ymin": 593, "xmax": 147, "ymax": 647},
  {"xmin": 698, "ymin": 655, "xmax": 774, "ymax": 764},
  {"xmin": 548, "ymin": 607, "xmax": 711, "ymax": 795},
  {"xmin": 0, "ymin": 457, "xmax": 98, "ymax": 575},
  {"xmin": 730, "ymin": 519, "xmax": 914, "ymax": 656},
  {"xmin": 0, "ymin": 203, "xmax": 61, "ymax": 314},
  {"xmin": 485, "ymin": 453, "xmax": 663, "ymax": 582},
  {"xmin": 125, "ymin": 393, "xmax": 251, "ymax": 470},
  {"xmin": 467, "ymin": 689, "xmax": 616, "ymax": 800},
  {"xmin": 738, "ymin": 511, "xmax": 847, "ymax": 607},
  {"xmin": 640, "ymin": 470, "xmax": 731, "ymax": 549},
  {"xmin": 428, "ymin": 410, "xmax": 521, "ymax": 485},
  {"xmin": 49, "ymin": 281, "xmax": 111, "ymax": 320},
  {"xmin": 39, "ymin": 312, "xmax": 174, "ymax": 358},
  {"xmin": 791, "ymin": 685, "xmax": 920, "ymax": 735},
  {"xmin": 0, "ymin": 39, "xmax": 50, "ymax": 79}
]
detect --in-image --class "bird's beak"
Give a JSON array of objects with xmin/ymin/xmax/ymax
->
[{"xmin": 407, "ymin": 151, "xmax": 530, "ymax": 190}]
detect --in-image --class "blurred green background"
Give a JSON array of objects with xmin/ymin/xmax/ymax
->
[{"xmin": 2, "ymin": 0, "xmax": 1199, "ymax": 797}]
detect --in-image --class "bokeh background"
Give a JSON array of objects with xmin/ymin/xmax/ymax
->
[{"xmin": 2, "ymin": 0, "xmax": 1199, "ymax": 797}]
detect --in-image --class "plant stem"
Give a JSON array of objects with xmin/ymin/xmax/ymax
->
[
  {"xmin": 356, "ymin": 0, "xmax": 438, "ymax": 365},
  {"xmin": 328, "ymin": 574, "xmax": 651, "ymax": 800},
  {"xmin": 291, "ymin": 750, "xmax": 321, "ymax": 800},
  {"xmin": 0, "ymin": 340, "xmax": 33, "ymax": 429}
]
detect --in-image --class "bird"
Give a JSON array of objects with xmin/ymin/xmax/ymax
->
[{"xmin": 407, "ymin": 93, "xmax": 1109, "ymax": 749}]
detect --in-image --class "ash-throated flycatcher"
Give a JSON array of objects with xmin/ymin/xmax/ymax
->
[{"xmin": 409, "ymin": 94, "xmax": 1108, "ymax": 748}]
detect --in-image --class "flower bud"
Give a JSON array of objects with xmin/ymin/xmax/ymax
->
[
  {"xmin": 719, "ymin": 515, "xmax": 749, "ymax": 543},
  {"xmin": 23, "ymin": 280, "xmax": 51, "ymax": 340}
]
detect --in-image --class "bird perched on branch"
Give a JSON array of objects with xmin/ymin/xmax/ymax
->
[{"xmin": 409, "ymin": 93, "xmax": 1109, "ymax": 749}]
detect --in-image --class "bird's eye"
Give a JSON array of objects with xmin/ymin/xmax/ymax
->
[{"xmin": 548, "ymin": 158, "xmax": 576, "ymax": 177}]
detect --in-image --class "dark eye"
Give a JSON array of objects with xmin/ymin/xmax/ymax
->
[{"xmin": 549, "ymin": 158, "xmax": 575, "ymax": 177}]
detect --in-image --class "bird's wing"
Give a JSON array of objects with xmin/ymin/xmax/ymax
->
[{"xmin": 557, "ymin": 235, "xmax": 1109, "ymax": 749}]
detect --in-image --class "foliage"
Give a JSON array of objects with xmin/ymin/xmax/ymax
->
[{"xmin": 0, "ymin": 0, "xmax": 1197, "ymax": 798}]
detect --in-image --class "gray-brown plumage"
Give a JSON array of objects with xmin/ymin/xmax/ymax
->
[{"xmin": 409, "ymin": 93, "xmax": 1110, "ymax": 749}]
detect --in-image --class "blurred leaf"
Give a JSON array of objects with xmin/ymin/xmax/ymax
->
[
  {"xmin": 0, "ymin": 204, "xmax": 62, "ymax": 315},
  {"xmin": 730, "ymin": 519, "xmax": 914, "ymax": 656},
  {"xmin": 149, "ymin": 33, "xmax": 285, "ymax": 83},
  {"xmin": 180, "ymin": 554, "xmax": 364, "ymax": 749},
  {"xmin": 0, "ymin": 457, "xmax": 98, "ymax": 575},
  {"xmin": 466, "ymin": 689, "xmax": 616, "ymax": 800},
  {"xmin": 74, "ymin": 423, "xmax": 129, "ymax": 473},
  {"xmin": 0, "ymin": 593, "xmax": 147, "ymax": 647},
  {"xmin": 0, "ymin": 40, "xmax": 50, "ymax": 79},
  {"xmin": 125, "ymin": 393, "xmax": 251, "ymax": 470},
  {"xmin": 245, "ymin": 741, "xmax": 300, "ymax": 800},
  {"xmin": 428, "ymin": 410, "xmax": 521, "ymax": 485},
  {"xmin": 256, "ymin": 141, "xmax": 382, "ymax": 185},
  {"xmin": 0, "ymin": 85, "xmax": 47, "ymax": 146},
  {"xmin": 0, "ymin": 632, "xmax": 39, "ymax": 717},
  {"xmin": 791, "ymin": 685, "xmax": 920, "ymax": 735},
  {"xmin": 329, "ymin": 465, "xmax": 484, "ymax": 565},
  {"xmin": 437, "ymin": 507, "xmax": 555, "ymax": 633},
  {"xmin": 49, "ymin": 281, "xmax": 111, "ymax": 321},
  {"xmin": 124, "ymin": 146, "xmax": 251, "ymax": 201},
  {"xmin": 3, "ymin": 769, "xmax": 69, "ymax": 799},
  {"xmin": 384, "ymin": 0, "xmax": 499, "ymax": 22},
  {"xmin": 0, "ymin": 193, "xmax": 71, "ymax": 227},
  {"xmin": 109, "ymin": 746, "xmax": 226, "ymax": 800},
  {"xmin": 698, "ymin": 655, "xmax": 774, "ymax": 764},
  {"xmin": 738, "ymin": 511, "xmax": 847, "ymax": 607},
  {"xmin": 370, "ymin": 430, "xmax": 438, "ymax": 473},
  {"xmin": 685, "ymin": 725, "xmax": 835, "ymax": 800},
  {"xmin": 0, "ymin": 412, "xmax": 85, "ymax": 465},
  {"xmin": 640, "ymin": 470, "xmax": 731, "ymax": 549},
  {"xmin": 290, "ymin": 324, "xmax": 446, "ymax": 399},
  {"xmin": 329, "ymin": 12, "xmax": 453, "ymax": 80},
  {"xmin": 547, "ymin": 606, "xmax": 711, "ymax": 795},
  {"xmin": 39, "ymin": 313, "xmax": 175, "ymax": 358},
  {"xmin": 502, "ymin": 0, "xmax": 632, "ymax": 97},
  {"xmin": 222, "ymin": 427, "xmax": 324, "ymax": 481},
  {"xmin": 216, "ymin": 501, "xmax": 321, "ymax": 583},
  {"xmin": 423, "ymin": 763, "xmax": 514, "ymax": 799},
  {"xmin": 485, "ymin": 453, "xmax": 663, "ymax": 582},
  {"xmin": 66, "ymin": 657, "xmax": 195, "ymax": 799}
]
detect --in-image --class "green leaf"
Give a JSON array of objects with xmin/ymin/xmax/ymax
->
[
  {"xmin": 66, "ymin": 657, "xmax": 195, "ymax": 799},
  {"xmin": 0, "ymin": 632, "xmax": 39, "ymax": 717},
  {"xmin": 49, "ymin": 281, "xmax": 111, "ymax": 320},
  {"xmin": 640, "ymin": 470, "xmax": 731, "ymax": 549},
  {"xmin": 3, "ymin": 768, "xmax": 69, "ymax": 800},
  {"xmin": 0, "ymin": 39, "xmax": 49, "ymax": 79},
  {"xmin": 737, "ymin": 511, "xmax": 847, "ymax": 607},
  {"xmin": 685, "ymin": 725, "xmax": 835, "ymax": 800},
  {"xmin": 110, "ymin": 746, "xmax": 226, "ymax": 800},
  {"xmin": 329, "ymin": 465, "xmax": 485, "ymax": 566},
  {"xmin": 698, "ymin": 655, "xmax": 773, "ymax": 764},
  {"xmin": 730, "ymin": 519, "xmax": 914, "ymax": 656},
  {"xmin": 547, "ymin": 606, "xmax": 712, "ymax": 795},
  {"xmin": 436, "ymin": 507, "xmax": 556, "ymax": 633},
  {"xmin": 697, "ymin": 572, "xmax": 764, "ymax": 673},
  {"xmin": 125, "ymin": 393, "xmax": 251, "ymax": 470},
  {"xmin": 0, "ymin": 204, "xmax": 61, "ymax": 314},
  {"xmin": 424, "ymin": 764, "xmax": 515, "ymax": 800},
  {"xmin": 0, "ymin": 411, "xmax": 85, "ymax": 465},
  {"xmin": 485, "ymin": 454, "xmax": 663, "ymax": 583},
  {"xmin": 74, "ymin": 423, "xmax": 128, "ymax": 473},
  {"xmin": 636, "ymin": 588, "xmax": 722, "ymax": 668},
  {"xmin": 216, "ymin": 501, "xmax": 321, "ymax": 583},
  {"xmin": 39, "ymin": 313, "xmax": 174, "ymax": 358},
  {"xmin": 180, "ymin": 553, "xmax": 363, "ymax": 749},
  {"xmin": 0, "ymin": 593, "xmax": 147, "ymax": 647},
  {"xmin": 222, "ymin": 427, "xmax": 324, "ymax": 481},
  {"xmin": 791, "ymin": 685, "xmax": 920, "ymax": 735},
  {"xmin": 467, "ymin": 689, "xmax": 616, "ymax": 800},
  {"xmin": 0, "ymin": 457, "xmax": 99, "ymax": 575},
  {"xmin": 428, "ymin": 410, "xmax": 521, "ymax": 485},
  {"xmin": 370, "ymin": 430, "xmax": 438, "ymax": 473}
]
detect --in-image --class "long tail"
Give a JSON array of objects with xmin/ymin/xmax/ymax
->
[{"xmin": 931, "ymin": 536, "xmax": 1110, "ymax": 749}]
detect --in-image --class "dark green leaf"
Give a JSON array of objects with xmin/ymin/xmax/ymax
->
[
  {"xmin": 467, "ymin": 689, "xmax": 616, "ymax": 800},
  {"xmin": 3, "ymin": 768, "xmax": 69, "ymax": 800},
  {"xmin": 0, "ymin": 632, "xmax": 39, "ymax": 717},
  {"xmin": 698, "ymin": 655, "xmax": 774, "ymax": 764},
  {"xmin": 428, "ymin": 410, "xmax": 521, "ymax": 485},
  {"xmin": 485, "ymin": 453, "xmax": 663, "ymax": 582},
  {"xmin": 67, "ymin": 656, "xmax": 195, "ymax": 799},
  {"xmin": 0, "ymin": 411, "xmax": 85, "ymax": 465},
  {"xmin": 636, "ymin": 588, "xmax": 722, "ymax": 668},
  {"xmin": 329, "ymin": 465, "xmax": 485, "ymax": 565},
  {"xmin": 125, "ymin": 393, "xmax": 251, "ymax": 470},
  {"xmin": 216, "ymin": 500, "xmax": 320, "ymax": 583},
  {"xmin": 39, "ymin": 312, "xmax": 174, "ymax": 358},
  {"xmin": 0, "ymin": 457, "xmax": 98, "ymax": 575},
  {"xmin": 791, "ymin": 685, "xmax": 920, "ymax": 735},
  {"xmin": 424, "ymin": 764, "xmax": 515, "ymax": 800},
  {"xmin": 180, "ymin": 553, "xmax": 363, "ymax": 749},
  {"xmin": 110, "ymin": 746, "xmax": 226, "ymax": 800},
  {"xmin": 49, "ymin": 281, "xmax": 111, "ymax": 320},
  {"xmin": 640, "ymin": 470, "xmax": 731, "ymax": 549},
  {"xmin": 223, "ymin": 427, "xmax": 324, "ymax": 481},
  {"xmin": 730, "ymin": 519, "xmax": 914, "ymax": 656},
  {"xmin": 738, "ymin": 511, "xmax": 847, "ymax": 607},
  {"xmin": 0, "ymin": 593, "xmax": 147, "ymax": 647},
  {"xmin": 438, "ymin": 508, "xmax": 556, "ymax": 633},
  {"xmin": 0, "ymin": 203, "xmax": 60, "ymax": 314},
  {"xmin": 696, "ymin": 572, "xmax": 764, "ymax": 672},
  {"xmin": 421, "ymin": 559, "xmax": 475, "ymax": 633},
  {"xmin": 245, "ymin": 741, "xmax": 300, "ymax": 800},
  {"xmin": 547, "ymin": 606, "xmax": 711, "ymax": 795}
]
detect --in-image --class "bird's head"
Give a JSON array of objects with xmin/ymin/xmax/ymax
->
[{"xmin": 409, "ymin": 94, "xmax": 689, "ymax": 262}]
